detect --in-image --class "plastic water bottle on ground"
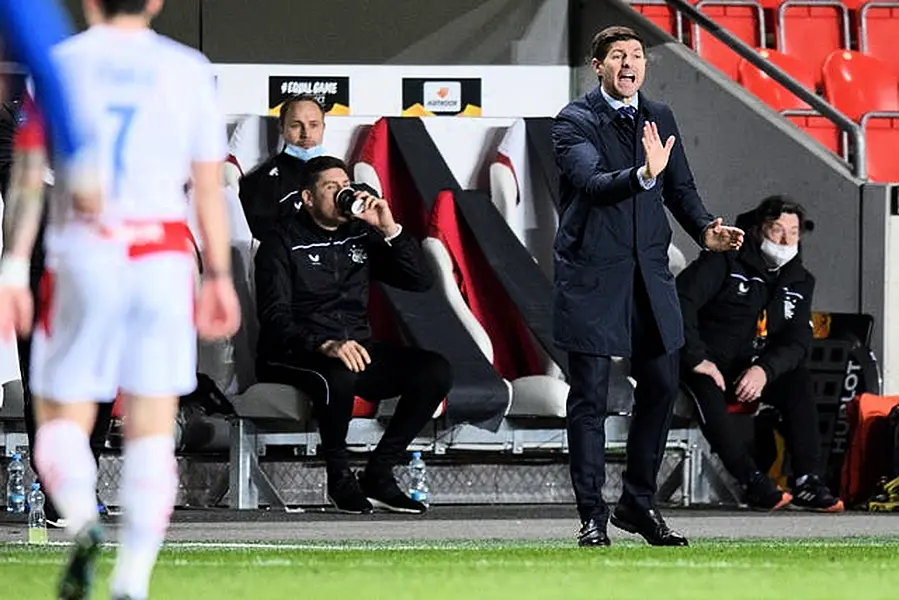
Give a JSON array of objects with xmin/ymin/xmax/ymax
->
[
  {"xmin": 6, "ymin": 453, "xmax": 25, "ymax": 513},
  {"xmin": 408, "ymin": 451, "xmax": 429, "ymax": 506},
  {"xmin": 28, "ymin": 483, "xmax": 48, "ymax": 544}
]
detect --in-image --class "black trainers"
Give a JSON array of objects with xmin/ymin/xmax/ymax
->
[
  {"xmin": 58, "ymin": 522, "xmax": 104, "ymax": 600},
  {"xmin": 790, "ymin": 474, "xmax": 845, "ymax": 512},
  {"xmin": 327, "ymin": 471, "xmax": 373, "ymax": 515},
  {"xmin": 359, "ymin": 471, "xmax": 427, "ymax": 514},
  {"xmin": 744, "ymin": 471, "xmax": 792, "ymax": 511}
]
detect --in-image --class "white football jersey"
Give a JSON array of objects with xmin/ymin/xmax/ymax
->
[{"xmin": 46, "ymin": 25, "xmax": 226, "ymax": 251}]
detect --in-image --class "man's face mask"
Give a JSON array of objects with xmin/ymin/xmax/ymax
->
[
  {"xmin": 284, "ymin": 144, "xmax": 324, "ymax": 161},
  {"xmin": 760, "ymin": 238, "xmax": 798, "ymax": 269}
]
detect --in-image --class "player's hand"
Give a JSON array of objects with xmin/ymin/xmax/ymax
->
[
  {"xmin": 0, "ymin": 287, "xmax": 34, "ymax": 342},
  {"xmin": 195, "ymin": 275, "xmax": 240, "ymax": 341},
  {"xmin": 72, "ymin": 188, "xmax": 103, "ymax": 218},
  {"xmin": 353, "ymin": 192, "xmax": 399, "ymax": 238},
  {"xmin": 318, "ymin": 339, "xmax": 371, "ymax": 372},
  {"xmin": 692, "ymin": 359, "xmax": 725, "ymax": 391},
  {"xmin": 703, "ymin": 217, "xmax": 744, "ymax": 252},
  {"xmin": 734, "ymin": 365, "xmax": 768, "ymax": 403},
  {"xmin": 642, "ymin": 121, "xmax": 675, "ymax": 179},
  {"xmin": 67, "ymin": 158, "xmax": 104, "ymax": 218}
]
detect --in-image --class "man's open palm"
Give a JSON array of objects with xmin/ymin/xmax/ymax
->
[{"xmin": 642, "ymin": 122, "xmax": 675, "ymax": 179}]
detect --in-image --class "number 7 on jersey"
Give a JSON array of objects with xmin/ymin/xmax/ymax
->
[{"xmin": 106, "ymin": 105, "xmax": 136, "ymax": 197}]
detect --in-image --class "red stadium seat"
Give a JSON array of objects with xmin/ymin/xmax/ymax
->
[
  {"xmin": 352, "ymin": 396, "xmax": 377, "ymax": 418},
  {"xmin": 737, "ymin": 48, "xmax": 818, "ymax": 110},
  {"xmin": 822, "ymin": 50, "xmax": 899, "ymax": 182},
  {"xmin": 858, "ymin": 2, "xmax": 899, "ymax": 76},
  {"xmin": 862, "ymin": 115, "xmax": 899, "ymax": 182},
  {"xmin": 692, "ymin": 0, "xmax": 766, "ymax": 79},
  {"xmin": 822, "ymin": 50, "xmax": 899, "ymax": 121},
  {"xmin": 784, "ymin": 113, "xmax": 843, "ymax": 155},
  {"xmin": 630, "ymin": 1, "xmax": 682, "ymax": 38},
  {"xmin": 775, "ymin": 1, "xmax": 849, "ymax": 80},
  {"xmin": 736, "ymin": 48, "xmax": 842, "ymax": 155}
]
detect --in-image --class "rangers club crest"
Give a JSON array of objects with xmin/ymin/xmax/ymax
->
[{"xmin": 349, "ymin": 244, "xmax": 367, "ymax": 264}]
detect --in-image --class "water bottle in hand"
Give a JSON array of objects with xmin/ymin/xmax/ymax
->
[
  {"xmin": 6, "ymin": 453, "xmax": 25, "ymax": 513},
  {"xmin": 408, "ymin": 451, "xmax": 429, "ymax": 506},
  {"xmin": 27, "ymin": 483, "xmax": 48, "ymax": 544}
]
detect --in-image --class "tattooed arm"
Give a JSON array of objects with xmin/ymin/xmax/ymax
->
[
  {"xmin": 0, "ymin": 94, "xmax": 50, "ymax": 338},
  {"xmin": 2, "ymin": 147, "xmax": 47, "ymax": 264},
  {"xmin": 0, "ymin": 146, "xmax": 45, "ymax": 338},
  {"xmin": 1, "ymin": 93, "xmax": 48, "ymax": 287}
]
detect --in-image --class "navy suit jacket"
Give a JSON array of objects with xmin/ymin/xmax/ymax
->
[{"xmin": 552, "ymin": 85, "xmax": 713, "ymax": 357}]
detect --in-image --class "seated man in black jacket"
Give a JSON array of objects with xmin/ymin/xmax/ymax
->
[
  {"xmin": 239, "ymin": 93, "xmax": 326, "ymax": 239},
  {"xmin": 254, "ymin": 155, "xmax": 452, "ymax": 515},
  {"xmin": 676, "ymin": 195, "xmax": 843, "ymax": 512}
]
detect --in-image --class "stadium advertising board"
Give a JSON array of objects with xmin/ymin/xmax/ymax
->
[
  {"xmin": 213, "ymin": 64, "xmax": 568, "ymax": 118},
  {"xmin": 400, "ymin": 78, "xmax": 482, "ymax": 117},
  {"xmin": 268, "ymin": 76, "xmax": 351, "ymax": 116}
]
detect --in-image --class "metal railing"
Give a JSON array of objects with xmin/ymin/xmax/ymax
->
[
  {"xmin": 859, "ymin": 1, "xmax": 899, "ymax": 53},
  {"xmin": 776, "ymin": 1, "xmax": 850, "ymax": 56},
  {"xmin": 692, "ymin": 0, "xmax": 767, "ymax": 55},
  {"xmin": 662, "ymin": 0, "xmax": 867, "ymax": 180}
]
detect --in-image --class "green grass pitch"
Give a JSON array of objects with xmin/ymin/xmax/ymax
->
[{"xmin": 1, "ymin": 538, "xmax": 898, "ymax": 599}]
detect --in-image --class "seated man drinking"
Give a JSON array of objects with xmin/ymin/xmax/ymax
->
[
  {"xmin": 253, "ymin": 155, "xmax": 452, "ymax": 515},
  {"xmin": 676, "ymin": 195, "xmax": 843, "ymax": 512}
]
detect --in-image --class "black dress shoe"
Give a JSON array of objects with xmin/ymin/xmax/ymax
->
[
  {"xmin": 610, "ymin": 503, "xmax": 688, "ymax": 546},
  {"xmin": 577, "ymin": 518, "xmax": 611, "ymax": 547}
]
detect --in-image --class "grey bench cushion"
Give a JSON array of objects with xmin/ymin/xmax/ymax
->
[{"xmin": 229, "ymin": 382, "xmax": 312, "ymax": 423}]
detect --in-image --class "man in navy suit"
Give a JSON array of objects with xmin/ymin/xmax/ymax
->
[{"xmin": 552, "ymin": 25, "xmax": 744, "ymax": 547}]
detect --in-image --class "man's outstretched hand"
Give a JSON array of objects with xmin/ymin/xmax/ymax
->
[{"xmin": 703, "ymin": 217, "xmax": 744, "ymax": 252}]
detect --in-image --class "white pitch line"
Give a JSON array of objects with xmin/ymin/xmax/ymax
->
[
  {"xmin": 0, "ymin": 555, "xmax": 779, "ymax": 569},
  {"xmin": 164, "ymin": 541, "xmax": 426, "ymax": 551},
  {"xmin": 147, "ymin": 539, "xmax": 899, "ymax": 551},
  {"xmin": 2, "ymin": 539, "xmax": 898, "ymax": 552},
  {"xmin": 2, "ymin": 554, "xmax": 899, "ymax": 571}
]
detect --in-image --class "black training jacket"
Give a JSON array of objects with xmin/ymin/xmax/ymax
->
[
  {"xmin": 238, "ymin": 151, "xmax": 307, "ymax": 240},
  {"xmin": 253, "ymin": 208, "xmax": 432, "ymax": 362},
  {"xmin": 675, "ymin": 212, "xmax": 815, "ymax": 381}
]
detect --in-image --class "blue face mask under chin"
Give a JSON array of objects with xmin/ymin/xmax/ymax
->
[{"xmin": 284, "ymin": 144, "xmax": 324, "ymax": 161}]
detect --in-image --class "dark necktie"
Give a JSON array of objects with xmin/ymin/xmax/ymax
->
[
  {"xmin": 617, "ymin": 105, "xmax": 637, "ymax": 141},
  {"xmin": 619, "ymin": 105, "xmax": 637, "ymax": 120}
]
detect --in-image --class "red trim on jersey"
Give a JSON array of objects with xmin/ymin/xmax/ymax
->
[
  {"xmin": 93, "ymin": 220, "xmax": 194, "ymax": 259},
  {"xmin": 127, "ymin": 221, "xmax": 193, "ymax": 259},
  {"xmin": 36, "ymin": 270, "xmax": 55, "ymax": 336}
]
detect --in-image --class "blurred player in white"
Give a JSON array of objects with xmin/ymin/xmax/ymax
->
[{"xmin": 0, "ymin": 1, "xmax": 240, "ymax": 599}]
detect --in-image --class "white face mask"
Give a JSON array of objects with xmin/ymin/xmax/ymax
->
[
  {"xmin": 760, "ymin": 238, "xmax": 798, "ymax": 269},
  {"xmin": 284, "ymin": 144, "xmax": 324, "ymax": 161}
]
